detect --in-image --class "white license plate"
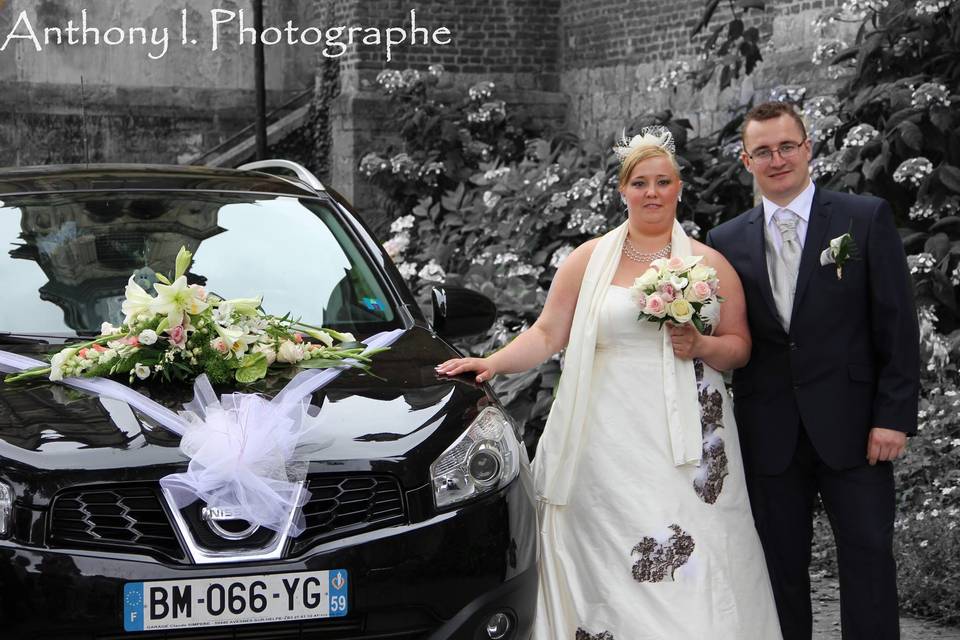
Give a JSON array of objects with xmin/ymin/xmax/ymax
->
[{"xmin": 123, "ymin": 569, "xmax": 348, "ymax": 632}]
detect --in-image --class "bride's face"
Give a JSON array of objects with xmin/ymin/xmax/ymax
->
[{"xmin": 621, "ymin": 157, "xmax": 682, "ymax": 228}]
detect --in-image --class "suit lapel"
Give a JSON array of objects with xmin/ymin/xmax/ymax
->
[
  {"xmin": 745, "ymin": 205, "xmax": 781, "ymax": 324},
  {"xmin": 791, "ymin": 188, "xmax": 832, "ymax": 319}
]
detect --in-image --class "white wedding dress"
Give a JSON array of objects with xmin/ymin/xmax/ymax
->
[{"xmin": 533, "ymin": 285, "xmax": 782, "ymax": 639}]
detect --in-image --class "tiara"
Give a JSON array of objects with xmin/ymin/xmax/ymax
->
[{"xmin": 612, "ymin": 125, "xmax": 677, "ymax": 160}]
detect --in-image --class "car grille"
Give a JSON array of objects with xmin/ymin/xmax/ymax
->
[
  {"xmin": 291, "ymin": 474, "xmax": 407, "ymax": 554},
  {"xmin": 49, "ymin": 484, "xmax": 184, "ymax": 561},
  {"xmin": 47, "ymin": 475, "xmax": 407, "ymax": 561}
]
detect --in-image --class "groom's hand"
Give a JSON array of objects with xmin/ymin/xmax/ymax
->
[{"xmin": 867, "ymin": 427, "xmax": 907, "ymax": 465}]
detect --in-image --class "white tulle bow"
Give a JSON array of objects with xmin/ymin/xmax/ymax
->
[{"xmin": 0, "ymin": 328, "xmax": 406, "ymax": 536}]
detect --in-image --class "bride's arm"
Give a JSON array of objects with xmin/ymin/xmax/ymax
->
[
  {"xmin": 436, "ymin": 239, "xmax": 597, "ymax": 383},
  {"xmin": 669, "ymin": 244, "xmax": 751, "ymax": 371}
]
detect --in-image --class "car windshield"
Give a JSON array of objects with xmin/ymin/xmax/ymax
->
[{"xmin": 0, "ymin": 191, "xmax": 398, "ymax": 337}]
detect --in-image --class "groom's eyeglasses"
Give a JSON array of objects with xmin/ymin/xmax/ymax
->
[{"xmin": 747, "ymin": 138, "xmax": 807, "ymax": 164}]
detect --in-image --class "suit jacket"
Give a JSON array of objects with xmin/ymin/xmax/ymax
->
[{"xmin": 706, "ymin": 187, "xmax": 920, "ymax": 476}]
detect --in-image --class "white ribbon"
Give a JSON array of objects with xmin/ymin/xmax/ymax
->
[{"xmin": 0, "ymin": 328, "xmax": 406, "ymax": 535}]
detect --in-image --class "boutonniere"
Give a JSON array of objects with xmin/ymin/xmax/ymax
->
[{"xmin": 819, "ymin": 222, "xmax": 860, "ymax": 280}]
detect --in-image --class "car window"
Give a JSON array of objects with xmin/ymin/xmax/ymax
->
[{"xmin": 0, "ymin": 191, "xmax": 398, "ymax": 337}]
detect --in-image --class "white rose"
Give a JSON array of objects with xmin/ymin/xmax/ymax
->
[
  {"xmin": 688, "ymin": 264, "xmax": 716, "ymax": 283},
  {"xmin": 277, "ymin": 340, "xmax": 305, "ymax": 363},
  {"xmin": 100, "ymin": 322, "xmax": 119, "ymax": 335},
  {"xmin": 138, "ymin": 329, "xmax": 158, "ymax": 345},
  {"xmin": 133, "ymin": 363, "xmax": 151, "ymax": 380},
  {"xmin": 669, "ymin": 298, "xmax": 695, "ymax": 324},
  {"xmin": 635, "ymin": 267, "xmax": 660, "ymax": 289},
  {"xmin": 99, "ymin": 349, "xmax": 118, "ymax": 365},
  {"xmin": 252, "ymin": 343, "xmax": 277, "ymax": 365}
]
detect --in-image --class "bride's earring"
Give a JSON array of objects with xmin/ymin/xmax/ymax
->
[
  {"xmin": 677, "ymin": 188, "xmax": 683, "ymax": 203},
  {"xmin": 620, "ymin": 194, "xmax": 628, "ymax": 206}
]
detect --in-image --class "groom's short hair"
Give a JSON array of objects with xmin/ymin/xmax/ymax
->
[{"xmin": 741, "ymin": 102, "xmax": 808, "ymax": 144}]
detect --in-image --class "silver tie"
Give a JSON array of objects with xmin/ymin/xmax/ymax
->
[{"xmin": 771, "ymin": 209, "xmax": 802, "ymax": 331}]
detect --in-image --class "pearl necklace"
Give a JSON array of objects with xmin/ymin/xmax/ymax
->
[{"xmin": 622, "ymin": 238, "xmax": 671, "ymax": 263}]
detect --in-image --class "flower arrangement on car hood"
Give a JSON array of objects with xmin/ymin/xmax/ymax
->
[{"xmin": 5, "ymin": 247, "xmax": 387, "ymax": 385}]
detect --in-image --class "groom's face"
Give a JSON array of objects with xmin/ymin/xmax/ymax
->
[{"xmin": 741, "ymin": 114, "xmax": 812, "ymax": 204}]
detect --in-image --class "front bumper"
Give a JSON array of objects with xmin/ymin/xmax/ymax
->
[{"xmin": 0, "ymin": 478, "xmax": 538, "ymax": 640}]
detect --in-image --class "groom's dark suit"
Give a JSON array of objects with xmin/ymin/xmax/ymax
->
[{"xmin": 707, "ymin": 186, "xmax": 919, "ymax": 640}]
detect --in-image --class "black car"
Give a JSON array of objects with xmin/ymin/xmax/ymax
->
[{"xmin": 0, "ymin": 161, "xmax": 537, "ymax": 639}]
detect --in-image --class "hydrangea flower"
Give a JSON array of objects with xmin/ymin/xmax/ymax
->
[
  {"xmin": 493, "ymin": 252, "xmax": 519, "ymax": 266},
  {"xmin": 812, "ymin": 40, "xmax": 847, "ymax": 65},
  {"xmin": 550, "ymin": 244, "xmax": 575, "ymax": 268},
  {"xmin": 468, "ymin": 81, "xmax": 495, "ymax": 101},
  {"xmin": 811, "ymin": 155, "xmax": 841, "ymax": 181},
  {"xmin": 908, "ymin": 201, "xmax": 937, "ymax": 221},
  {"xmin": 646, "ymin": 60, "xmax": 692, "ymax": 92},
  {"xmin": 359, "ymin": 152, "xmax": 390, "ymax": 177},
  {"xmin": 482, "ymin": 191, "xmax": 501, "ymax": 209},
  {"xmin": 396, "ymin": 262, "xmax": 418, "ymax": 280},
  {"xmin": 382, "ymin": 232, "xmax": 411, "ymax": 259},
  {"xmin": 390, "ymin": 153, "xmax": 418, "ymax": 177},
  {"xmin": 681, "ymin": 220, "xmax": 702, "ymax": 239},
  {"xmin": 914, "ymin": 0, "xmax": 952, "ymax": 15},
  {"xmin": 770, "ymin": 85, "xmax": 807, "ymax": 103},
  {"xmin": 840, "ymin": 0, "xmax": 889, "ymax": 19},
  {"xmin": 842, "ymin": 124, "xmax": 880, "ymax": 148},
  {"xmin": 893, "ymin": 157, "xmax": 934, "ymax": 187},
  {"xmin": 427, "ymin": 64, "xmax": 445, "ymax": 77},
  {"xmin": 911, "ymin": 82, "xmax": 950, "ymax": 109},
  {"xmin": 390, "ymin": 215, "xmax": 415, "ymax": 234},
  {"xmin": 482, "ymin": 167, "xmax": 512, "ymax": 182},
  {"xmin": 418, "ymin": 259, "xmax": 447, "ymax": 281},
  {"xmin": 418, "ymin": 161, "xmax": 445, "ymax": 178},
  {"xmin": 907, "ymin": 252, "xmax": 937, "ymax": 275},
  {"xmin": 376, "ymin": 69, "xmax": 404, "ymax": 93}
]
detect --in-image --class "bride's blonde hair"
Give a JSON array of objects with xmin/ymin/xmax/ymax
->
[{"xmin": 618, "ymin": 146, "xmax": 681, "ymax": 188}]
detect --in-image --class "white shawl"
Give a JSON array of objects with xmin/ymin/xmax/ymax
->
[{"xmin": 532, "ymin": 219, "xmax": 703, "ymax": 505}]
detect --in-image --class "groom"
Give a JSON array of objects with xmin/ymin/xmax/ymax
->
[{"xmin": 707, "ymin": 101, "xmax": 919, "ymax": 640}]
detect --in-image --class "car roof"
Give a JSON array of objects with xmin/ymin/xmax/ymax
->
[{"xmin": 0, "ymin": 164, "xmax": 320, "ymax": 198}]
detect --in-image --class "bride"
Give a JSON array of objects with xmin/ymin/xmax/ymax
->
[{"xmin": 436, "ymin": 128, "xmax": 782, "ymax": 639}]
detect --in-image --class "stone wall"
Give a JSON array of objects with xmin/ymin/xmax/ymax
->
[
  {"xmin": 559, "ymin": 0, "xmax": 845, "ymax": 142},
  {"xmin": 0, "ymin": 0, "xmax": 315, "ymax": 166}
]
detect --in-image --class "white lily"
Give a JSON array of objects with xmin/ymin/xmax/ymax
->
[
  {"xmin": 219, "ymin": 297, "xmax": 262, "ymax": 316},
  {"xmin": 121, "ymin": 277, "xmax": 155, "ymax": 325},
  {"xmin": 151, "ymin": 276, "xmax": 209, "ymax": 326}
]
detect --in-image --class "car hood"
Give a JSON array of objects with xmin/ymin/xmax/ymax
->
[{"xmin": 0, "ymin": 327, "xmax": 487, "ymax": 505}]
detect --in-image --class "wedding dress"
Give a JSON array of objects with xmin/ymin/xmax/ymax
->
[{"xmin": 533, "ymin": 289, "xmax": 783, "ymax": 639}]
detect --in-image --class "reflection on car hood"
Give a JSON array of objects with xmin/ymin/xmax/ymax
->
[{"xmin": 0, "ymin": 327, "xmax": 486, "ymax": 500}]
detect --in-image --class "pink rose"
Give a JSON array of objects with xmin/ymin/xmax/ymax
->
[
  {"xmin": 631, "ymin": 289, "xmax": 647, "ymax": 310},
  {"xmin": 644, "ymin": 293, "xmax": 668, "ymax": 318},
  {"xmin": 667, "ymin": 256, "xmax": 685, "ymax": 271},
  {"xmin": 126, "ymin": 336, "xmax": 140, "ymax": 347},
  {"xmin": 78, "ymin": 348, "xmax": 89, "ymax": 358},
  {"xmin": 168, "ymin": 324, "xmax": 186, "ymax": 347},
  {"xmin": 92, "ymin": 343, "xmax": 107, "ymax": 353},
  {"xmin": 687, "ymin": 280, "xmax": 712, "ymax": 302},
  {"xmin": 293, "ymin": 333, "xmax": 304, "ymax": 343},
  {"xmin": 210, "ymin": 337, "xmax": 229, "ymax": 354},
  {"xmin": 657, "ymin": 282, "xmax": 676, "ymax": 302}
]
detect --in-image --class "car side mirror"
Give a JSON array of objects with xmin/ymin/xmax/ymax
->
[{"xmin": 431, "ymin": 286, "xmax": 496, "ymax": 339}]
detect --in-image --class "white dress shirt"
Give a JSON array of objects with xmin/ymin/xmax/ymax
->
[{"xmin": 762, "ymin": 179, "xmax": 815, "ymax": 251}]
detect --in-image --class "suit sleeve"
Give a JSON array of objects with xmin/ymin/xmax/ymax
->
[{"xmin": 866, "ymin": 199, "xmax": 920, "ymax": 434}]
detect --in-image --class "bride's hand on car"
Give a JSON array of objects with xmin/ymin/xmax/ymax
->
[{"xmin": 435, "ymin": 357, "xmax": 497, "ymax": 384}]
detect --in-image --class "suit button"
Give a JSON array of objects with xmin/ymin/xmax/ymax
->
[
  {"xmin": 793, "ymin": 384, "xmax": 800, "ymax": 390},
  {"xmin": 789, "ymin": 341, "xmax": 798, "ymax": 350}
]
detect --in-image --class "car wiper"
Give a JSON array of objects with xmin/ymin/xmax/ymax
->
[{"xmin": 0, "ymin": 332, "xmax": 49, "ymax": 344}]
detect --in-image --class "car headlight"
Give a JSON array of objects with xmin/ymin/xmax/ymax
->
[
  {"xmin": 0, "ymin": 481, "xmax": 13, "ymax": 538},
  {"xmin": 430, "ymin": 407, "xmax": 521, "ymax": 509}
]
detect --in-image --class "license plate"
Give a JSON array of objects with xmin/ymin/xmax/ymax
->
[{"xmin": 123, "ymin": 569, "xmax": 348, "ymax": 632}]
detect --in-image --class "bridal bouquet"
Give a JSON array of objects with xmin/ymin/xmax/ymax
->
[
  {"xmin": 5, "ymin": 247, "xmax": 387, "ymax": 386},
  {"xmin": 628, "ymin": 255, "xmax": 721, "ymax": 333}
]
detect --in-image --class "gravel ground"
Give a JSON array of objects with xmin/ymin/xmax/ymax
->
[{"xmin": 811, "ymin": 574, "xmax": 960, "ymax": 639}]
